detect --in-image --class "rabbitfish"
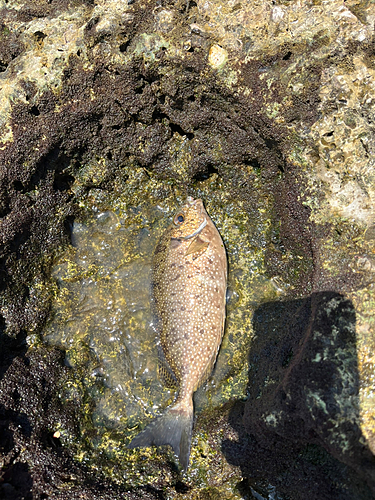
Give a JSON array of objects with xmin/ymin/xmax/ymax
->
[{"xmin": 129, "ymin": 197, "xmax": 227, "ymax": 470}]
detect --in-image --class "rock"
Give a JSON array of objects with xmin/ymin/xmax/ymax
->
[{"xmin": 0, "ymin": 0, "xmax": 375, "ymax": 498}]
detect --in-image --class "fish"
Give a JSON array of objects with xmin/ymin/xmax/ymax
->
[{"xmin": 128, "ymin": 197, "xmax": 227, "ymax": 471}]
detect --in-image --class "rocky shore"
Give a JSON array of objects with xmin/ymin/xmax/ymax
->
[{"xmin": 1, "ymin": 1, "xmax": 375, "ymax": 498}]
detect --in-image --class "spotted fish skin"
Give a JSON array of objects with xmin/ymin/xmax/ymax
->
[{"xmin": 129, "ymin": 198, "xmax": 227, "ymax": 471}]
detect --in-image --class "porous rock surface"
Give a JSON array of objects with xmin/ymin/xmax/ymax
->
[{"xmin": 1, "ymin": 0, "xmax": 375, "ymax": 499}]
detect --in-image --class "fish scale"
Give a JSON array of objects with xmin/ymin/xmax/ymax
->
[{"xmin": 129, "ymin": 197, "xmax": 227, "ymax": 471}]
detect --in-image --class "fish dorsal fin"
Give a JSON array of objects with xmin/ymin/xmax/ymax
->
[
  {"xmin": 185, "ymin": 235, "xmax": 210, "ymax": 260},
  {"xmin": 157, "ymin": 344, "xmax": 178, "ymax": 389}
]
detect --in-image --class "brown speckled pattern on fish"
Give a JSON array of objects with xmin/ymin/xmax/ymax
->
[{"xmin": 129, "ymin": 198, "xmax": 227, "ymax": 471}]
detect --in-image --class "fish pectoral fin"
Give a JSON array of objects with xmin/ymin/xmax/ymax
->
[
  {"xmin": 185, "ymin": 235, "xmax": 210, "ymax": 259},
  {"xmin": 170, "ymin": 238, "xmax": 182, "ymax": 249}
]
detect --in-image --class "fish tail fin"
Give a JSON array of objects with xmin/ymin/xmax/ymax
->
[{"xmin": 128, "ymin": 398, "xmax": 194, "ymax": 471}]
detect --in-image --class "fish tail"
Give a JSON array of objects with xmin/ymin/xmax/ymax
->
[{"xmin": 128, "ymin": 398, "xmax": 194, "ymax": 471}]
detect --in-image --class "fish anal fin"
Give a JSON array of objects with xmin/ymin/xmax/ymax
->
[
  {"xmin": 158, "ymin": 344, "xmax": 178, "ymax": 389},
  {"xmin": 185, "ymin": 235, "xmax": 210, "ymax": 259},
  {"xmin": 193, "ymin": 354, "xmax": 218, "ymax": 392}
]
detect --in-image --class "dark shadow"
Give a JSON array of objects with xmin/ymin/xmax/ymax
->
[
  {"xmin": 0, "ymin": 316, "xmax": 33, "ymax": 499},
  {"xmin": 0, "ymin": 317, "xmax": 28, "ymax": 382},
  {"xmin": 222, "ymin": 292, "xmax": 375, "ymax": 500},
  {"xmin": 0, "ymin": 462, "xmax": 33, "ymax": 500}
]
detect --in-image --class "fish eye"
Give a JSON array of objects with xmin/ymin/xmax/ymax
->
[{"xmin": 174, "ymin": 213, "xmax": 185, "ymax": 225}]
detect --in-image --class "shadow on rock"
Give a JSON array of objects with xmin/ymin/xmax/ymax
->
[
  {"xmin": 0, "ymin": 462, "xmax": 33, "ymax": 500},
  {"xmin": 0, "ymin": 316, "xmax": 28, "ymax": 382},
  {"xmin": 222, "ymin": 292, "xmax": 375, "ymax": 500},
  {"xmin": 0, "ymin": 317, "xmax": 34, "ymax": 499}
]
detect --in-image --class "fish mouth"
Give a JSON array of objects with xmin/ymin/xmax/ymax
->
[
  {"xmin": 186, "ymin": 196, "xmax": 202, "ymax": 206},
  {"xmin": 186, "ymin": 197, "xmax": 205, "ymax": 212}
]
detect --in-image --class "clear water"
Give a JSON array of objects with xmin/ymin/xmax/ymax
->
[{"xmin": 45, "ymin": 205, "xmax": 174, "ymax": 430}]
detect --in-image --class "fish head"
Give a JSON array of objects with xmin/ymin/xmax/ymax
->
[{"xmin": 170, "ymin": 198, "xmax": 207, "ymax": 240}]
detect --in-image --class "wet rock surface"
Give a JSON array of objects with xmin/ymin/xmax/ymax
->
[{"xmin": 0, "ymin": 0, "xmax": 375, "ymax": 498}]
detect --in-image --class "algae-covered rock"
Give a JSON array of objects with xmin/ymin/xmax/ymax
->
[{"xmin": 0, "ymin": 0, "xmax": 375, "ymax": 498}]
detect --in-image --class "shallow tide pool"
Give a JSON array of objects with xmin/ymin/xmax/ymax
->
[{"xmin": 43, "ymin": 169, "xmax": 285, "ymax": 476}]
